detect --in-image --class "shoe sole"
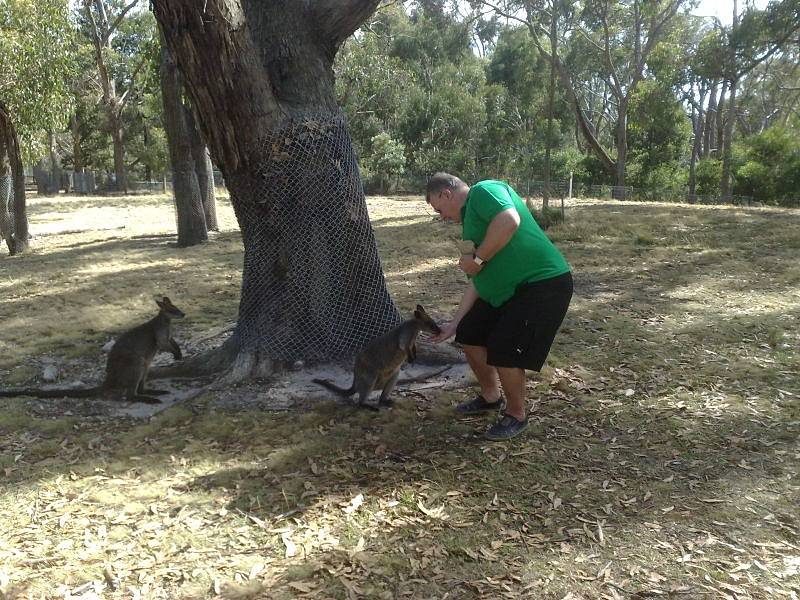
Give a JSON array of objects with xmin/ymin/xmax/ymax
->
[{"xmin": 455, "ymin": 402, "xmax": 504, "ymax": 415}]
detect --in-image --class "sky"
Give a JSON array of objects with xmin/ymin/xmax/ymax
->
[{"xmin": 692, "ymin": 0, "xmax": 771, "ymax": 24}]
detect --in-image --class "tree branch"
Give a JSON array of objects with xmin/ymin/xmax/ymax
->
[
  {"xmin": 104, "ymin": 0, "xmax": 140, "ymax": 46},
  {"xmin": 312, "ymin": 0, "xmax": 382, "ymax": 51}
]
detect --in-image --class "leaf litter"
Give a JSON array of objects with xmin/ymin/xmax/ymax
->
[{"xmin": 0, "ymin": 195, "xmax": 798, "ymax": 598}]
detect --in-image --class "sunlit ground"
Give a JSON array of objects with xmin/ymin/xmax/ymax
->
[{"xmin": 0, "ymin": 192, "xmax": 798, "ymax": 599}]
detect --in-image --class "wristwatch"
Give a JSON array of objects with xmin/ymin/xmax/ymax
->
[{"xmin": 472, "ymin": 253, "xmax": 485, "ymax": 266}]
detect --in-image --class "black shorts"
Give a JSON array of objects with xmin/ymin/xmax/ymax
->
[{"xmin": 455, "ymin": 272, "xmax": 573, "ymax": 371}]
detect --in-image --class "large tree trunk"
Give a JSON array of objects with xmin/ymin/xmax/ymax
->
[
  {"xmin": 186, "ymin": 104, "xmax": 218, "ymax": 231},
  {"xmin": 0, "ymin": 100, "xmax": 27, "ymax": 253},
  {"xmin": 160, "ymin": 40, "xmax": 207, "ymax": 247},
  {"xmin": 153, "ymin": 1, "xmax": 400, "ymax": 377}
]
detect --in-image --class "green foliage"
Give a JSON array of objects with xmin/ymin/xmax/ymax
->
[
  {"xmin": 695, "ymin": 158, "xmax": 722, "ymax": 197},
  {"xmin": 733, "ymin": 126, "xmax": 800, "ymax": 206},
  {"xmin": 627, "ymin": 81, "xmax": 692, "ymax": 191},
  {"xmin": 0, "ymin": 0, "xmax": 77, "ymax": 161},
  {"xmin": 362, "ymin": 132, "xmax": 407, "ymax": 193}
]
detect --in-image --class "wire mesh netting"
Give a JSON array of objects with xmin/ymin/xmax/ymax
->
[
  {"xmin": 0, "ymin": 174, "xmax": 13, "ymax": 243},
  {"xmin": 225, "ymin": 112, "xmax": 401, "ymax": 361}
]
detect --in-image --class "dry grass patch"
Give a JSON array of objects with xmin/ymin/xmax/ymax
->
[{"xmin": 0, "ymin": 193, "xmax": 798, "ymax": 598}]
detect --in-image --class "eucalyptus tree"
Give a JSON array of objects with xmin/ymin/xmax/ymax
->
[
  {"xmin": 81, "ymin": 0, "xmax": 156, "ymax": 193},
  {"xmin": 0, "ymin": 0, "xmax": 75, "ymax": 254},
  {"xmin": 152, "ymin": 1, "xmax": 402, "ymax": 379},
  {"xmin": 718, "ymin": 0, "xmax": 800, "ymax": 201},
  {"xmin": 159, "ymin": 35, "xmax": 207, "ymax": 247},
  {"xmin": 479, "ymin": 0, "xmax": 691, "ymax": 198}
]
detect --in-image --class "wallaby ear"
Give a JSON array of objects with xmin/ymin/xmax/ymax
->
[{"xmin": 416, "ymin": 304, "xmax": 425, "ymax": 312}]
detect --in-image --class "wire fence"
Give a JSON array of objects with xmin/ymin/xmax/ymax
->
[{"xmin": 22, "ymin": 170, "xmax": 767, "ymax": 207}]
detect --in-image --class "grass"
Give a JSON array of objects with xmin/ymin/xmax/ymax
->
[{"xmin": 0, "ymin": 193, "xmax": 798, "ymax": 599}]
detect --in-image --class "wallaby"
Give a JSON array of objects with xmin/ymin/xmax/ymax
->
[
  {"xmin": 313, "ymin": 304, "xmax": 442, "ymax": 411},
  {"xmin": 0, "ymin": 297, "xmax": 185, "ymax": 404}
]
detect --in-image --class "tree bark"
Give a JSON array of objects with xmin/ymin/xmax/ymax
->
[
  {"xmin": 110, "ymin": 114, "xmax": 127, "ymax": 193},
  {"xmin": 160, "ymin": 39, "xmax": 207, "ymax": 247},
  {"xmin": 153, "ymin": 1, "xmax": 400, "ymax": 376},
  {"xmin": 0, "ymin": 100, "xmax": 27, "ymax": 253},
  {"xmin": 0, "ymin": 133, "xmax": 14, "ymax": 255},
  {"xmin": 613, "ymin": 99, "xmax": 628, "ymax": 199},
  {"xmin": 720, "ymin": 76, "xmax": 738, "ymax": 202},
  {"xmin": 186, "ymin": 103, "xmax": 218, "ymax": 231},
  {"xmin": 543, "ymin": 7, "xmax": 557, "ymax": 209},
  {"xmin": 703, "ymin": 80, "xmax": 718, "ymax": 157},
  {"xmin": 48, "ymin": 130, "xmax": 61, "ymax": 194}
]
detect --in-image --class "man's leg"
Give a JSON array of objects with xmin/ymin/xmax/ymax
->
[
  {"xmin": 497, "ymin": 367, "xmax": 526, "ymax": 421},
  {"xmin": 463, "ymin": 344, "xmax": 502, "ymax": 403}
]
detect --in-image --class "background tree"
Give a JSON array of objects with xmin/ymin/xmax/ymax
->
[
  {"xmin": 81, "ymin": 0, "xmax": 155, "ymax": 192},
  {"xmin": 0, "ymin": 0, "xmax": 75, "ymax": 253},
  {"xmin": 159, "ymin": 34, "xmax": 207, "ymax": 247}
]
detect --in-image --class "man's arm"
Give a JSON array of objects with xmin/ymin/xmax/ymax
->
[
  {"xmin": 430, "ymin": 281, "xmax": 479, "ymax": 343},
  {"xmin": 460, "ymin": 207, "xmax": 520, "ymax": 276}
]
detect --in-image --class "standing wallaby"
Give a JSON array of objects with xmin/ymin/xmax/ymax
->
[
  {"xmin": 313, "ymin": 304, "xmax": 442, "ymax": 411},
  {"xmin": 0, "ymin": 297, "xmax": 185, "ymax": 404}
]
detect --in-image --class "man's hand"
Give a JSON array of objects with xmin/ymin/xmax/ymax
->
[
  {"xmin": 429, "ymin": 320, "xmax": 458, "ymax": 343},
  {"xmin": 459, "ymin": 253, "xmax": 483, "ymax": 276}
]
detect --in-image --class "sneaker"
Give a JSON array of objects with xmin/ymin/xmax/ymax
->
[
  {"xmin": 484, "ymin": 413, "xmax": 528, "ymax": 441},
  {"xmin": 455, "ymin": 395, "xmax": 505, "ymax": 415}
]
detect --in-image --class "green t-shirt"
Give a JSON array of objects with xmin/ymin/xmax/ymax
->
[{"xmin": 461, "ymin": 180, "xmax": 570, "ymax": 307}]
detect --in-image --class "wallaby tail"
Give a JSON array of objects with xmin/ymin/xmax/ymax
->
[
  {"xmin": 0, "ymin": 386, "xmax": 101, "ymax": 399},
  {"xmin": 312, "ymin": 378, "xmax": 356, "ymax": 397}
]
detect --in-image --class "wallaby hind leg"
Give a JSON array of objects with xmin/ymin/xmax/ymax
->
[
  {"xmin": 126, "ymin": 378, "xmax": 162, "ymax": 405},
  {"xmin": 136, "ymin": 368, "xmax": 169, "ymax": 396},
  {"xmin": 355, "ymin": 378, "xmax": 380, "ymax": 411},
  {"xmin": 378, "ymin": 371, "xmax": 400, "ymax": 408}
]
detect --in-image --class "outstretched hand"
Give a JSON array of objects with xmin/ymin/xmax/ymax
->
[{"xmin": 429, "ymin": 321, "xmax": 458, "ymax": 343}]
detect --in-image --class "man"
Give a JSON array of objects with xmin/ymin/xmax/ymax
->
[{"xmin": 426, "ymin": 173, "xmax": 573, "ymax": 441}]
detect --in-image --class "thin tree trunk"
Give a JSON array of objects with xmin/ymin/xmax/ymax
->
[
  {"xmin": 543, "ymin": 7, "xmax": 557, "ymax": 209},
  {"xmin": 703, "ymin": 80, "xmax": 718, "ymax": 157},
  {"xmin": 613, "ymin": 99, "xmax": 628, "ymax": 200},
  {"xmin": 715, "ymin": 79, "xmax": 728, "ymax": 158},
  {"xmin": 71, "ymin": 113, "xmax": 83, "ymax": 172},
  {"xmin": 720, "ymin": 76, "xmax": 738, "ymax": 202},
  {"xmin": 110, "ymin": 113, "xmax": 127, "ymax": 193},
  {"xmin": 688, "ymin": 104, "xmax": 703, "ymax": 202},
  {"xmin": 160, "ymin": 39, "xmax": 207, "ymax": 247},
  {"xmin": 49, "ymin": 130, "xmax": 61, "ymax": 194}
]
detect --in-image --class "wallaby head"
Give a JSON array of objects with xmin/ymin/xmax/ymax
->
[
  {"xmin": 156, "ymin": 296, "xmax": 185, "ymax": 320},
  {"xmin": 413, "ymin": 304, "xmax": 441, "ymax": 335}
]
